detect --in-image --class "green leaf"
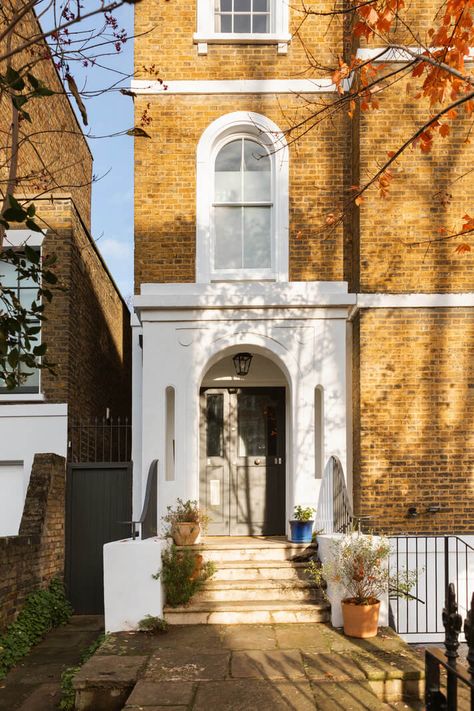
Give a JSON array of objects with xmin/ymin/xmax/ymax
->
[
  {"xmin": 6, "ymin": 67, "xmax": 25, "ymax": 91},
  {"xmin": 26, "ymin": 204, "xmax": 36, "ymax": 218},
  {"xmin": 34, "ymin": 86, "xmax": 55, "ymax": 97},
  {"xmin": 3, "ymin": 207, "xmax": 26, "ymax": 223},
  {"xmin": 27, "ymin": 73, "xmax": 39, "ymax": 90},
  {"xmin": 33, "ymin": 343, "xmax": 47, "ymax": 356},
  {"xmin": 42, "ymin": 271, "xmax": 57, "ymax": 284},
  {"xmin": 24, "ymin": 246, "xmax": 40, "ymax": 264},
  {"xmin": 7, "ymin": 350, "xmax": 19, "ymax": 368},
  {"xmin": 25, "ymin": 219, "xmax": 43, "ymax": 233},
  {"xmin": 12, "ymin": 95, "xmax": 28, "ymax": 110}
]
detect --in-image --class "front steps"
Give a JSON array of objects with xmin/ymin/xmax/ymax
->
[{"xmin": 164, "ymin": 536, "xmax": 330, "ymax": 625}]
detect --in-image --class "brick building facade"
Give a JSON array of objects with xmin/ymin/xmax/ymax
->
[
  {"xmin": 130, "ymin": 0, "xmax": 473, "ymax": 538},
  {"xmin": 0, "ymin": 4, "xmax": 132, "ymax": 538}
]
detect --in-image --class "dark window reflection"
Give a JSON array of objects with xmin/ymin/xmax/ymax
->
[
  {"xmin": 238, "ymin": 394, "xmax": 278, "ymax": 457},
  {"xmin": 207, "ymin": 394, "xmax": 224, "ymax": 457}
]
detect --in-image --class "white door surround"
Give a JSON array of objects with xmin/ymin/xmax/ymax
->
[{"xmin": 132, "ymin": 281, "xmax": 354, "ymax": 534}]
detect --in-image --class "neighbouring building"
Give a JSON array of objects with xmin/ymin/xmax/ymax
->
[
  {"xmin": 129, "ymin": 0, "xmax": 473, "ymax": 540},
  {"xmin": 0, "ymin": 5, "xmax": 132, "ymax": 541}
]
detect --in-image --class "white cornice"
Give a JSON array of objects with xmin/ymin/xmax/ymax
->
[
  {"xmin": 356, "ymin": 46, "xmax": 474, "ymax": 63},
  {"xmin": 131, "ymin": 78, "xmax": 338, "ymax": 95}
]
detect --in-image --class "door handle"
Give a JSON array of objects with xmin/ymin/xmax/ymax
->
[{"xmin": 254, "ymin": 458, "xmax": 261, "ymax": 465}]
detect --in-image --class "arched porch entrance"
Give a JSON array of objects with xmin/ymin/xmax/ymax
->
[{"xmin": 199, "ymin": 353, "xmax": 288, "ymax": 536}]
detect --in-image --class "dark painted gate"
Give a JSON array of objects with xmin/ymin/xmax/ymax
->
[{"xmin": 65, "ymin": 462, "xmax": 132, "ymax": 614}]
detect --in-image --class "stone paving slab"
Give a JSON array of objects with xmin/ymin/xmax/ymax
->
[
  {"xmin": 125, "ymin": 680, "xmax": 196, "ymax": 706},
  {"xmin": 231, "ymin": 650, "xmax": 306, "ymax": 679},
  {"xmin": 144, "ymin": 650, "xmax": 230, "ymax": 682},
  {"xmin": 302, "ymin": 652, "xmax": 367, "ymax": 682},
  {"xmin": 193, "ymin": 679, "xmax": 316, "ymax": 711},
  {"xmin": 0, "ymin": 615, "xmax": 104, "ymax": 711},
  {"xmin": 220, "ymin": 624, "xmax": 277, "ymax": 650},
  {"xmin": 74, "ymin": 655, "xmax": 148, "ymax": 689}
]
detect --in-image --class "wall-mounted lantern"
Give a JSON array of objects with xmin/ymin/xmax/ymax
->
[{"xmin": 232, "ymin": 352, "xmax": 253, "ymax": 377}]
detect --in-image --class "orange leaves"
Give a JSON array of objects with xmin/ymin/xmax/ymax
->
[
  {"xmin": 462, "ymin": 214, "xmax": 474, "ymax": 233},
  {"xmin": 332, "ymin": 56, "xmax": 351, "ymax": 95},
  {"xmin": 377, "ymin": 169, "xmax": 393, "ymax": 198},
  {"xmin": 455, "ymin": 243, "xmax": 472, "ymax": 254},
  {"xmin": 353, "ymin": 0, "xmax": 405, "ymax": 40}
]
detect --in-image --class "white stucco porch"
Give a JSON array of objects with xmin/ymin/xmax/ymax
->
[{"xmin": 132, "ymin": 281, "xmax": 356, "ymax": 535}]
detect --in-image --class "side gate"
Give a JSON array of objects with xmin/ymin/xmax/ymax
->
[{"xmin": 66, "ymin": 418, "xmax": 132, "ymax": 614}]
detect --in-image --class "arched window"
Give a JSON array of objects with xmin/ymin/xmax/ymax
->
[
  {"xmin": 214, "ymin": 137, "xmax": 272, "ymax": 272},
  {"xmin": 196, "ymin": 112, "xmax": 289, "ymax": 283}
]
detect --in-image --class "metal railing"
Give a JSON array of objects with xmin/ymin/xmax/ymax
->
[
  {"xmin": 389, "ymin": 535, "xmax": 474, "ymax": 642},
  {"xmin": 425, "ymin": 583, "xmax": 474, "ymax": 709},
  {"xmin": 132, "ymin": 459, "xmax": 158, "ymax": 540},
  {"xmin": 68, "ymin": 416, "xmax": 131, "ymax": 463},
  {"xmin": 315, "ymin": 455, "xmax": 353, "ymax": 534}
]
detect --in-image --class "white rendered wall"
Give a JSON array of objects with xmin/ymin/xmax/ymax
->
[
  {"xmin": 104, "ymin": 537, "xmax": 167, "ymax": 632},
  {"xmin": 134, "ymin": 282, "xmax": 355, "ymax": 535},
  {"xmin": 0, "ymin": 403, "xmax": 67, "ymax": 535}
]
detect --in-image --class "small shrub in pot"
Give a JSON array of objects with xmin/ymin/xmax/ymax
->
[
  {"xmin": 289, "ymin": 505, "xmax": 315, "ymax": 543},
  {"xmin": 163, "ymin": 498, "xmax": 210, "ymax": 545}
]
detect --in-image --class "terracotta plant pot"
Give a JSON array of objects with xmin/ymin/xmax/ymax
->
[
  {"xmin": 172, "ymin": 522, "xmax": 201, "ymax": 546},
  {"xmin": 341, "ymin": 598, "xmax": 380, "ymax": 638}
]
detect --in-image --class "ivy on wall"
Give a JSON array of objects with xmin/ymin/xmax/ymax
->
[{"xmin": 0, "ymin": 578, "xmax": 72, "ymax": 679}]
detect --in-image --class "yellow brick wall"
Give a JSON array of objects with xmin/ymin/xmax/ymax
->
[
  {"xmin": 353, "ymin": 308, "xmax": 474, "ymax": 534},
  {"xmin": 0, "ymin": 2, "xmax": 93, "ymax": 228},
  {"xmin": 134, "ymin": 94, "xmax": 347, "ymax": 288},
  {"xmin": 134, "ymin": 0, "xmax": 342, "ymax": 81}
]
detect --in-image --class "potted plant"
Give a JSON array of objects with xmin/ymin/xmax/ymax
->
[
  {"xmin": 307, "ymin": 532, "xmax": 391, "ymax": 638},
  {"xmin": 289, "ymin": 505, "xmax": 315, "ymax": 543},
  {"xmin": 163, "ymin": 498, "xmax": 209, "ymax": 546}
]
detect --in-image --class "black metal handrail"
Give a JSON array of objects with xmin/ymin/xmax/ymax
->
[{"xmin": 425, "ymin": 583, "xmax": 474, "ymax": 709}]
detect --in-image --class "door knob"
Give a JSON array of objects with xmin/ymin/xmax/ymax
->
[{"xmin": 254, "ymin": 458, "xmax": 261, "ymax": 465}]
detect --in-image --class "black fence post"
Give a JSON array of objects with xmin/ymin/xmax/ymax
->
[
  {"xmin": 464, "ymin": 592, "xmax": 474, "ymax": 710},
  {"xmin": 443, "ymin": 583, "xmax": 463, "ymax": 708}
]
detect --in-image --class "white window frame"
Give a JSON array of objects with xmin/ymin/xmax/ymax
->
[
  {"xmin": 194, "ymin": 0, "xmax": 290, "ymax": 55},
  {"xmin": 196, "ymin": 112, "xmax": 289, "ymax": 284}
]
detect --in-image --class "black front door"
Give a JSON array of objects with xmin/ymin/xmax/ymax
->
[{"xmin": 200, "ymin": 387, "xmax": 285, "ymax": 535}]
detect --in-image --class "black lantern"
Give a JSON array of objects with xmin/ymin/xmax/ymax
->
[{"xmin": 232, "ymin": 352, "xmax": 253, "ymax": 377}]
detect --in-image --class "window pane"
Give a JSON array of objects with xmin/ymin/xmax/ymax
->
[
  {"xmin": 218, "ymin": 14, "xmax": 232, "ymax": 32},
  {"xmin": 254, "ymin": 0, "xmax": 268, "ymax": 11},
  {"xmin": 243, "ymin": 140, "xmax": 271, "ymax": 201},
  {"xmin": 19, "ymin": 361, "xmax": 40, "ymax": 390},
  {"xmin": 0, "ymin": 258, "xmax": 18, "ymax": 288},
  {"xmin": 207, "ymin": 394, "xmax": 224, "ymax": 457},
  {"xmin": 253, "ymin": 13, "xmax": 269, "ymax": 32},
  {"xmin": 215, "ymin": 140, "xmax": 242, "ymax": 202},
  {"xmin": 244, "ymin": 139, "xmax": 270, "ymax": 171},
  {"xmin": 235, "ymin": 0, "xmax": 251, "ymax": 10},
  {"xmin": 19, "ymin": 288, "xmax": 37, "ymax": 310},
  {"xmin": 243, "ymin": 207, "xmax": 271, "ymax": 268},
  {"xmin": 219, "ymin": 0, "xmax": 232, "ymax": 10},
  {"xmin": 234, "ymin": 14, "xmax": 251, "ymax": 32},
  {"xmin": 214, "ymin": 206, "xmax": 242, "ymax": 269}
]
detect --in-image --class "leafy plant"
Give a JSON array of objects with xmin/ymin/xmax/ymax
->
[
  {"xmin": 307, "ymin": 533, "xmax": 392, "ymax": 605},
  {"xmin": 162, "ymin": 498, "xmax": 210, "ymax": 535},
  {"xmin": 154, "ymin": 545, "xmax": 216, "ymax": 608},
  {"xmin": 59, "ymin": 633, "xmax": 106, "ymax": 711},
  {"xmin": 138, "ymin": 615, "xmax": 169, "ymax": 634},
  {"xmin": 292, "ymin": 505, "xmax": 315, "ymax": 522},
  {"xmin": 0, "ymin": 578, "xmax": 72, "ymax": 679}
]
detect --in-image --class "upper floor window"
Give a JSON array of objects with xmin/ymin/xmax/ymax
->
[
  {"xmin": 215, "ymin": 0, "xmax": 271, "ymax": 34},
  {"xmin": 195, "ymin": 0, "xmax": 290, "ymax": 54},
  {"xmin": 214, "ymin": 137, "xmax": 272, "ymax": 272},
  {"xmin": 196, "ymin": 112, "xmax": 289, "ymax": 283}
]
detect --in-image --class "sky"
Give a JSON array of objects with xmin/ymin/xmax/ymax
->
[{"xmin": 71, "ymin": 4, "xmax": 135, "ymax": 302}]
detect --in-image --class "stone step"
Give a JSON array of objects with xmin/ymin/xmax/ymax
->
[
  {"xmin": 163, "ymin": 600, "xmax": 330, "ymax": 625},
  {"xmin": 212, "ymin": 560, "xmax": 312, "ymax": 581},
  {"xmin": 179, "ymin": 538, "xmax": 317, "ymax": 563},
  {"xmin": 194, "ymin": 578, "xmax": 322, "ymax": 602}
]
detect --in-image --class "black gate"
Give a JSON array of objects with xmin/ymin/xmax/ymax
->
[{"xmin": 66, "ymin": 462, "xmax": 132, "ymax": 614}]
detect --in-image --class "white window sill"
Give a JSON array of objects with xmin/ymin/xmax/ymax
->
[
  {"xmin": 0, "ymin": 393, "xmax": 45, "ymax": 402},
  {"xmin": 194, "ymin": 33, "xmax": 291, "ymax": 55}
]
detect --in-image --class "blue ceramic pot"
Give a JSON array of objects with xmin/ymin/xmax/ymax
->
[{"xmin": 289, "ymin": 519, "xmax": 314, "ymax": 543}]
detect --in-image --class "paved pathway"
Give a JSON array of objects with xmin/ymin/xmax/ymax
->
[
  {"xmin": 75, "ymin": 624, "xmax": 426, "ymax": 710},
  {"xmin": 0, "ymin": 615, "xmax": 103, "ymax": 711}
]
